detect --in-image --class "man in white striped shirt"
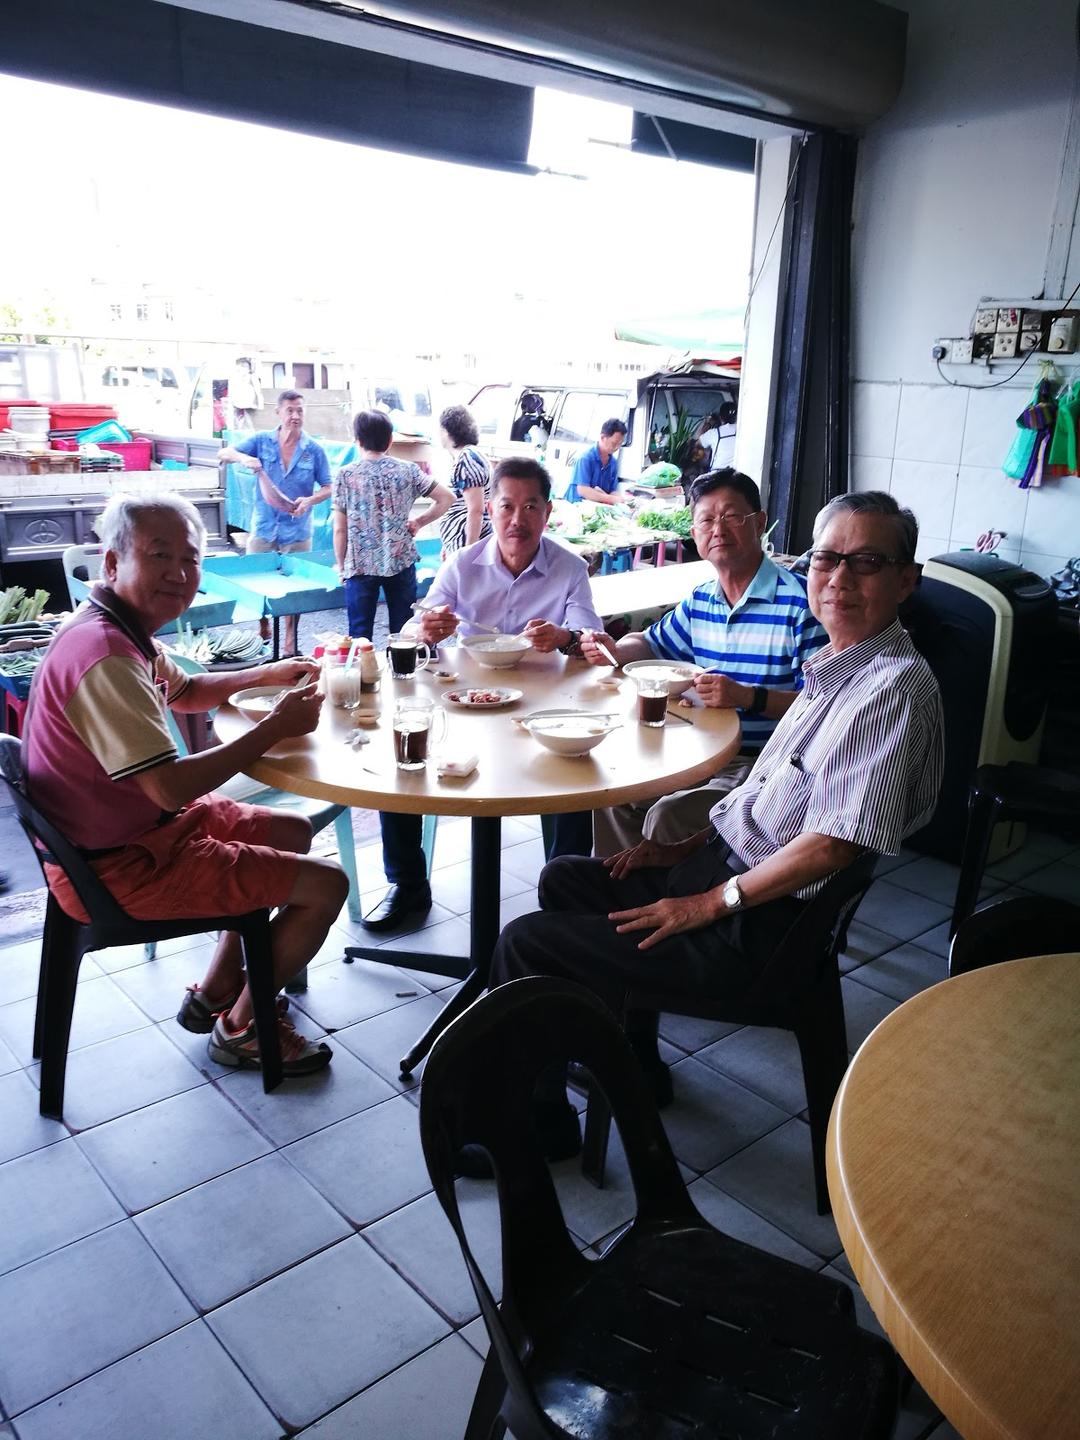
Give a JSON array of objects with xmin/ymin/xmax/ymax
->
[
  {"xmin": 481, "ymin": 491, "xmax": 944, "ymax": 1164},
  {"xmin": 582, "ymin": 470, "xmax": 827, "ymax": 855}
]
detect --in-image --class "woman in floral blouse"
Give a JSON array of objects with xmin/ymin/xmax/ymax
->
[{"xmin": 332, "ymin": 410, "xmax": 453, "ymax": 641}]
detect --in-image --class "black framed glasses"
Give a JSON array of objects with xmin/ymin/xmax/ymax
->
[
  {"xmin": 805, "ymin": 549, "xmax": 906, "ymax": 576},
  {"xmin": 693, "ymin": 510, "xmax": 760, "ymax": 532}
]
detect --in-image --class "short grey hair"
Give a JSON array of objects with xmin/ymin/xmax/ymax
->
[
  {"xmin": 812, "ymin": 491, "xmax": 918, "ymax": 564},
  {"xmin": 97, "ymin": 492, "xmax": 206, "ymax": 557}
]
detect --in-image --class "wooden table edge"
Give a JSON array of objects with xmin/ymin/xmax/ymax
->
[{"xmin": 826, "ymin": 955, "xmax": 1079, "ymax": 1440}]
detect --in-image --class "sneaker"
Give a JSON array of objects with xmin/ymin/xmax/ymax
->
[
  {"xmin": 207, "ymin": 1011, "xmax": 332, "ymax": 1075},
  {"xmin": 177, "ymin": 984, "xmax": 288, "ymax": 1035}
]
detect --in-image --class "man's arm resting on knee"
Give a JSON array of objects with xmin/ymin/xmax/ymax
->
[
  {"xmin": 132, "ymin": 689, "xmax": 321, "ymax": 812},
  {"xmin": 612, "ymin": 832, "xmax": 861, "ymax": 950}
]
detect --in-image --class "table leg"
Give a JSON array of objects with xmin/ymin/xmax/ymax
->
[
  {"xmin": 340, "ymin": 816, "xmax": 505, "ymax": 1076},
  {"xmin": 272, "ymin": 615, "xmax": 281, "ymax": 660},
  {"xmin": 397, "ymin": 815, "xmax": 502, "ymax": 1075}
]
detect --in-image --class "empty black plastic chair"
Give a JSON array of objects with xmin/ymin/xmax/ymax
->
[
  {"xmin": 949, "ymin": 895, "xmax": 1080, "ymax": 977},
  {"xmin": 951, "ymin": 763, "xmax": 1080, "ymax": 936},
  {"xmin": 419, "ymin": 977, "xmax": 898, "ymax": 1440},
  {"xmin": 583, "ymin": 852, "xmax": 878, "ymax": 1215},
  {"xmin": 0, "ymin": 735, "xmax": 283, "ymax": 1118}
]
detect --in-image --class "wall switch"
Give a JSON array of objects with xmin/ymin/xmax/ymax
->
[{"xmin": 951, "ymin": 338, "xmax": 973, "ymax": 363}]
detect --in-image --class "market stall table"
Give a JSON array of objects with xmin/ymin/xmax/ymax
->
[
  {"xmin": 590, "ymin": 558, "xmax": 713, "ymax": 632},
  {"xmin": 217, "ymin": 647, "xmax": 740, "ymax": 1073},
  {"xmin": 199, "ymin": 553, "xmax": 345, "ymax": 658},
  {"xmin": 827, "ymin": 952, "xmax": 1080, "ymax": 1440}
]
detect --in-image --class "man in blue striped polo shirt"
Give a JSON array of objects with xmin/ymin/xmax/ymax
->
[{"xmin": 585, "ymin": 470, "xmax": 827, "ymax": 855}]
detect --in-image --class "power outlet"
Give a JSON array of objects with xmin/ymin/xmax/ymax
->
[
  {"xmin": 933, "ymin": 338, "xmax": 952, "ymax": 362},
  {"xmin": 951, "ymin": 338, "xmax": 973, "ymax": 363}
]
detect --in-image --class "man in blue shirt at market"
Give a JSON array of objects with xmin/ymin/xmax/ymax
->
[
  {"xmin": 563, "ymin": 417, "xmax": 627, "ymax": 504},
  {"xmin": 219, "ymin": 390, "xmax": 332, "ymax": 654}
]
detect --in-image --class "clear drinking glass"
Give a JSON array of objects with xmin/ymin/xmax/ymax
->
[
  {"xmin": 392, "ymin": 697, "xmax": 447, "ymax": 770},
  {"xmin": 635, "ymin": 675, "xmax": 669, "ymax": 727},
  {"xmin": 386, "ymin": 633, "xmax": 431, "ymax": 679}
]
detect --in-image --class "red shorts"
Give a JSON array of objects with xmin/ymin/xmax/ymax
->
[{"xmin": 46, "ymin": 794, "xmax": 302, "ymax": 925}]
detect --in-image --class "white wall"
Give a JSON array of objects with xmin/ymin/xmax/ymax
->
[{"xmin": 850, "ymin": 0, "xmax": 1080, "ymax": 578}]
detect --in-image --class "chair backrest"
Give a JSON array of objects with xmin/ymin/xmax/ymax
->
[
  {"xmin": 745, "ymin": 850, "xmax": 879, "ymax": 1004},
  {"xmin": 419, "ymin": 978, "xmax": 700, "ymax": 1439},
  {"xmin": 949, "ymin": 895, "xmax": 1080, "ymax": 977},
  {"xmin": 60, "ymin": 544, "xmax": 104, "ymax": 608},
  {"xmin": 0, "ymin": 735, "xmax": 133, "ymax": 930}
]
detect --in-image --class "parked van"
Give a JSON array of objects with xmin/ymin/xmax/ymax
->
[
  {"xmin": 467, "ymin": 381, "xmax": 633, "ymax": 499},
  {"xmin": 468, "ymin": 361, "xmax": 739, "ymax": 498}
]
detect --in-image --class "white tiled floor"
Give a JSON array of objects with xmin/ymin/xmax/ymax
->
[{"xmin": 0, "ymin": 816, "xmax": 1076, "ymax": 1438}]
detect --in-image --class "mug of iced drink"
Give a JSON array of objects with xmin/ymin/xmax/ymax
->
[
  {"xmin": 393, "ymin": 697, "xmax": 447, "ymax": 770},
  {"xmin": 635, "ymin": 674, "xmax": 669, "ymax": 727},
  {"xmin": 387, "ymin": 633, "xmax": 431, "ymax": 679}
]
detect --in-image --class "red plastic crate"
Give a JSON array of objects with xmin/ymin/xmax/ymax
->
[
  {"xmin": 48, "ymin": 403, "xmax": 118, "ymax": 431},
  {"xmin": 100, "ymin": 439, "xmax": 153, "ymax": 470},
  {"xmin": 0, "ymin": 401, "xmax": 45, "ymax": 430}
]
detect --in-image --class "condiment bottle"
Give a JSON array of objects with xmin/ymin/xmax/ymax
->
[{"xmin": 356, "ymin": 638, "xmax": 381, "ymax": 694}]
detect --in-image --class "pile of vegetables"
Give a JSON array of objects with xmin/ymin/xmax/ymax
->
[
  {"xmin": 0, "ymin": 648, "xmax": 48, "ymax": 680},
  {"xmin": 168, "ymin": 623, "xmax": 266, "ymax": 666},
  {"xmin": 634, "ymin": 506, "xmax": 693, "ymax": 540},
  {"xmin": 0, "ymin": 586, "xmax": 50, "ymax": 625}
]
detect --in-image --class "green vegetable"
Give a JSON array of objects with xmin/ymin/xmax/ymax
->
[
  {"xmin": 582, "ymin": 508, "xmax": 617, "ymax": 535},
  {"xmin": 635, "ymin": 506, "xmax": 692, "ymax": 540}
]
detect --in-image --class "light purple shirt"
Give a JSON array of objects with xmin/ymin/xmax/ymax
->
[{"xmin": 425, "ymin": 534, "xmax": 603, "ymax": 636}]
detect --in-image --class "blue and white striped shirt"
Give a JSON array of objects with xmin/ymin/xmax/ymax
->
[
  {"xmin": 713, "ymin": 618, "xmax": 944, "ymax": 897},
  {"xmin": 644, "ymin": 555, "xmax": 827, "ymax": 750}
]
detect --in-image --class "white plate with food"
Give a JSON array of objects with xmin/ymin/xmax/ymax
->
[
  {"xmin": 228, "ymin": 685, "xmax": 292, "ymax": 717},
  {"xmin": 445, "ymin": 686, "xmax": 523, "ymax": 709},
  {"xmin": 621, "ymin": 660, "xmax": 703, "ymax": 696}
]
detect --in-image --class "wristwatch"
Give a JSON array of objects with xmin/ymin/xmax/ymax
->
[
  {"xmin": 722, "ymin": 876, "xmax": 744, "ymax": 911},
  {"xmin": 746, "ymin": 685, "xmax": 768, "ymax": 716},
  {"xmin": 558, "ymin": 629, "xmax": 583, "ymax": 656}
]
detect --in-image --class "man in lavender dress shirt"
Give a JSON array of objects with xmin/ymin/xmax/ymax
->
[
  {"xmin": 362, "ymin": 458, "xmax": 603, "ymax": 932},
  {"xmin": 474, "ymin": 491, "xmax": 944, "ymax": 1167}
]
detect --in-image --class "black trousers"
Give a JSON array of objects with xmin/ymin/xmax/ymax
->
[{"xmin": 491, "ymin": 840, "xmax": 804, "ymax": 1020}]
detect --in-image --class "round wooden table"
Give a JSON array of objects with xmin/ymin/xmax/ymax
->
[
  {"xmin": 827, "ymin": 953, "xmax": 1080, "ymax": 1440},
  {"xmin": 218, "ymin": 646, "xmax": 740, "ymax": 1071}
]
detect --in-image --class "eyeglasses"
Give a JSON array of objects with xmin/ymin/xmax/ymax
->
[
  {"xmin": 806, "ymin": 549, "xmax": 905, "ymax": 575},
  {"xmin": 693, "ymin": 510, "xmax": 760, "ymax": 532}
]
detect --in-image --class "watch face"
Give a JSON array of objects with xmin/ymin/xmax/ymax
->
[{"xmin": 724, "ymin": 878, "xmax": 742, "ymax": 908}]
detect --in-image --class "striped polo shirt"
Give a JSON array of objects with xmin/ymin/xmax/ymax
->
[
  {"xmin": 644, "ymin": 555, "xmax": 827, "ymax": 750},
  {"xmin": 712, "ymin": 618, "xmax": 944, "ymax": 897}
]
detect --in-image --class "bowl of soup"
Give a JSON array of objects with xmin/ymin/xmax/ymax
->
[
  {"xmin": 621, "ymin": 659, "xmax": 702, "ymax": 696},
  {"xmin": 522, "ymin": 710, "xmax": 621, "ymax": 757},
  {"xmin": 462, "ymin": 633, "xmax": 534, "ymax": 668}
]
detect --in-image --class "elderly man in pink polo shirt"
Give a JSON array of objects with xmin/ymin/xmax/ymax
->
[{"xmin": 23, "ymin": 492, "xmax": 349, "ymax": 1076}]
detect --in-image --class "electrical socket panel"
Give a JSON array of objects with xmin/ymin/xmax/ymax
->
[{"xmin": 935, "ymin": 338, "xmax": 973, "ymax": 363}]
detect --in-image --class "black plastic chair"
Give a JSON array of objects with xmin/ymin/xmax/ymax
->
[
  {"xmin": 583, "ymin": 852, "xmax": 878, "ymax": 1216},
  {"xmin": 948, "ymin": 895, "xmax": 1080, "ymax": 977},
  {"xmin": 419, "ymin": 977, "xmax": 899, "ymax": 1440},
  {"xmin": 951, "ymin": 763, "xmax": 1080, "ymax": 936},
  {"xmin": 0, "ymin": 735, "xmax": 283, "ymax": 1118}
]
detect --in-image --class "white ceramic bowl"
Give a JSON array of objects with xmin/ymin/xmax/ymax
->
[
  {"xmin": 523, "ymin": 710, "xmax": 620, "ymax": 758},
  {"xmin": 462, "ymin": 633, "xmax": 534, "ymax": 669},
  {"xmin": 621, "ymin": 659, "xmax": 702, "ymax": 696},
  {"xmin": 228, "ymin": 684, "xmax": 290, "ymax": 718}
]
